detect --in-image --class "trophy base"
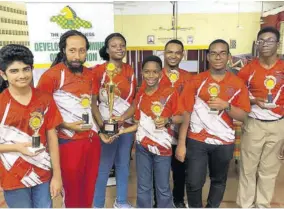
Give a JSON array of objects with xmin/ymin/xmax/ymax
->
[
  {"xmin": 264, "ymin": 103, "xmax": 276, "ymax": 109},
  {"xmin": 32, "ymin": 135, "xmax": 40, "ymax": 148},
  {"xmin": 82, "ymin": 113, "xmax": 89, "ymax": 125},
  {"xmin": 103, "ymin": 120, "xmax": 119, "ymax": 136},
  {"xmin": 208, "ymin": 110, "xmax": 219, "ymax": 115},
  {"xmin": 28, "ymin": 143, "xmax": 45, "ymax": 154},
  {"xmin": 80, "ymin": 124, "xmax": 92, "ymax": 129}
]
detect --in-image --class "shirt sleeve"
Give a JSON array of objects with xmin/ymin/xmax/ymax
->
[
  {"xmin": 45, "ymin": 97, "xmax": 63, "ymax": 130},
  {"xmin": 179, "ymin": 80, "xmax": 196, "ymax": 113},
  {"xmin": 91, "ymin": 66, "xmax": 101, "ymax": 95},
  {"xmin": 162, "ymin": 90, "xmax": 183, "ymax": 117},
  {"xmin": 92, "ymin": 76, "xmax": 100, "ymax": 95},
  {"xmin": 36, "ymin": 72, "xmax": 58, "ymax": 94},
  {"xmin": 133, "ymin": 91, "xmax": 142, "ymax": 121},
  {"xmin": 231, "ymin": 84, "xmax": 251, "ymax": 113},
  {"xmin": 237, "ymin": 64, "xmax": 251, "ymax": 85},
  {"xmin": 126, "ymin": 72, "xmax": 138, "ymax": 104}
]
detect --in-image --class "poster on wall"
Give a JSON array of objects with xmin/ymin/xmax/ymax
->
[{"xmin": 26, "ymin": 2, "xmax": 114, "ymax": 86}]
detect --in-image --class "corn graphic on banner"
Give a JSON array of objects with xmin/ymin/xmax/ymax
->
[{"xmin": 26, "ymin": 2, "xmax": 114, "ymax": 86}]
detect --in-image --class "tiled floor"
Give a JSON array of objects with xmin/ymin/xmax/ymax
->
[{"xmin": 1, "ymin": 155, "xmax": 284, "ymax": 208}]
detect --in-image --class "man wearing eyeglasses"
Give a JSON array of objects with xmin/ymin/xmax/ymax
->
[
  {"xmin": 237, "ymin": 27, "xmax": 284, "ymax": 208},
  {"xmin": 178, "ymin": 39, "xmax": 250, "ymax": 208}
]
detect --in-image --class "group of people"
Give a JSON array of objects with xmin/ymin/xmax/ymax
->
[{"xmin": 0, "ymin": 26, "xmax": 283, "ymax": 209}]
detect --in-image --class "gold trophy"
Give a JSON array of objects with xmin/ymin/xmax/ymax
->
[
  {"xmin": 264, "ymin": 76, "xmax": 277, "ymax": 108},
  {"xmin": 102, "ymin": 63, "xmax": 119, "ymax": 135},
  {"xmin": 168, "ymin": 70, "xmax": 179, "ymax": 87},
  {"xmin": 208, "ymin": 83, "xmax": 220, "ymax": 114},
  {"xmin": 28, "ymin": 112, "xmax": 45, "ymax": 154},
  {"xmin": 151, "ymin": 101, "xmax": 165, "ymax": 132},
  {"xmin": 80, "ymin": 94, "xmax": 92, "ymax": 129}
]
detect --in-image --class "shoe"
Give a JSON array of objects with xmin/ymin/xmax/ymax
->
[
  {"xmin": 174, "ymin": 202, "xmax": 186, "ymax": 208},
  {"xmin": 113, "ymin": 199, "xmax": 134, "ymax": 208}
]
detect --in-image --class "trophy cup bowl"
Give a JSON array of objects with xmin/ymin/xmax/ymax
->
[
  {"xmin": 102, "ymin": 63, "xmax": 119, "ymax": 136},
  {"xmin": 264, "ymin": 76, "xmax": 277, "ymax": 109},
  {"xmin": 208, "ymin": 83, "xmax": 220, "ymax": 114}
]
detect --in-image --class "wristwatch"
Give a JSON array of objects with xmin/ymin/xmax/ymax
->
[
  {"xmin": 166, "ymin": 117, "xmax": 173, "ymax": 128},
  {"xmin": 225, "ymin": 103, "xmax": 232, "ymax": 112}
]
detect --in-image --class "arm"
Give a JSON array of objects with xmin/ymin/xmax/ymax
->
[
  {"xmin": 175, "ymin": 111, "xmax": 191, "ymax": 162},
  {"xmin": 208, "ymin": 98, "xmax": 248, "ymax": 122},
  {"xmin": 119, "ymin": 124, "xmax": 138, "ymax": 135},
  {"xmin": 120, "ymin": 102, "xmax": 136, "ymax": 121},
  {"xmin": 0, "ymin": 144, "xmax": 20, "ymax": 153},
  {"xmin": 0, "ymin": 143, "xmax": 36, "ymax": 156},
  {"xmin": 91, "ymin": 94, "xmax": 104, "ymax": 128},
  {"xmin": 59, "ymin": 121, "xmax": 91, "ymax": 132},
  {"xmin": 109, "ymin": 123, "xmax": 138, "ymax": 141},
  {"xmin": 47, "ymin": 129, "xmax": 62, "ymax": 199},
  {"xmin": 250, "ymin": 97, "xmax": 267, "ymax": 109},
  {"xmin": 172, "ymin": 115, "xmax": 184, "ymax": 124},
  {"xmin": 226, "ymin": 104, "xmax": 248, "ymax": 122}
]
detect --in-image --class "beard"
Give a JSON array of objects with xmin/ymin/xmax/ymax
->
[{"xmin": 63, "ymin": 57, "xmax": 85, "ymax": 73}]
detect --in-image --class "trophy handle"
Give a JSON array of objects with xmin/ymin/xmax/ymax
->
[{"xmin": 108, "ymin": 84, "xmax": 115, "ymax": 119}]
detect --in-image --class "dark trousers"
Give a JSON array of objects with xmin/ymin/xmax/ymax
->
[
  {"xmin": 171, "ymin": 144, "xmax": 186, "ymax": 204},
  {"xmin": 185, "ymin": 138, "xmax": 234, "ymax": 208}
]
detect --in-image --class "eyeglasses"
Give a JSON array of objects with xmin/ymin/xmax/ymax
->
[
  {"xmin": 256, "ymin": 39, "xmax": 278, "ymax": 46},
  {"xmin": 208, "ymin": 51, "xmax": 229, "ymax": 58}
]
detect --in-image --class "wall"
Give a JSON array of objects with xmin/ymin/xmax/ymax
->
[
  {"xmin": 0, "ymin": 2, "xmax": 29, "ymax": 48},
  {"xmin": 0, "ymin": 1, "xmax": 262, "ymax": 55},
  {"xmin": 115, "ymin": 12, "xmax": 261, "ymax": 55}
]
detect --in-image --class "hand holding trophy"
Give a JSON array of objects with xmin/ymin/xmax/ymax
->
[
  {"xmin": 102, "ymin": 63, "xmax": 119, "ymax": 136},
  {"xmin": 28, "ymin": 112, "xmax": 45, "ymax": 154},
  {"xmin": 208, "ymin": 83, "xmax": 220, "ymax": 114},
  {"xmin": 264, "ymin": 76, "xmax": 277, "ymax": 109},
  {"xmin": 167, "ymin": 70, "xmax": 179, "ymax": 87}
]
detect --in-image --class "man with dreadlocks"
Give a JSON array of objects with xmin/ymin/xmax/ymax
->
[{"xmin": 37, "ymin": 30, "xmax": 108, "ymax": 207}]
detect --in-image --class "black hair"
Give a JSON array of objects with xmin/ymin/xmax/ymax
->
[
  {"xmin": 99, "ymin": 33, "xmax": 127, "ymax": 61},
  {"xmin": 0, "ymin": 44, "xmax": 34, "ymax": 92},
  {"xmin": 142, "ymin": 55, "xmax": 163, "ymax": 70},
  {"xmin": 0, "ymin": 77, "xmax": 8, "ymax": 93},
  {"xmin": 165, "ymin": 39, "xmax": 184, "ymax": 51},
  {"xmin": 51, "ymin": 30, "xmax": 90, "ymax": 67},
  {"xmin": 257, "ymin": 26, "xmax": 280, "ymax": 42},
  {"xmin": 208, "ymin": 39, "xmax": 230, "ymax": 54},
  {"xmin": 0, "ymin": 44, "xmax": 34, "ymax": 72}
]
